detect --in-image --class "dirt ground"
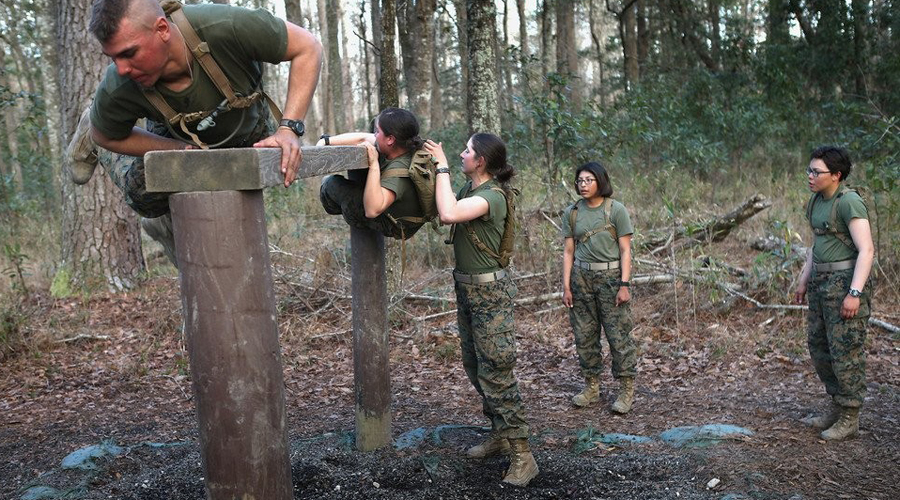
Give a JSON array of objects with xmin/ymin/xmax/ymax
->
[{"xmin": 1, "ymin": 264, "xmax": 898, "ymax": 500}]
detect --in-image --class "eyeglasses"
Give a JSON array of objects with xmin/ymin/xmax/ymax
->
[
  {"xmin": 806, "ymin": 167, "xmax": 831, "ymax": 178},
  {"xmin": 575, "ymin": 178, "xmax": 595, "ymax": 186}
]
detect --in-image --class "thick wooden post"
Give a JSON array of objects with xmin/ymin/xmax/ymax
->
[
  {"xmin": 348, "ymin": 169, "xmax": 391, "ymax": 451},
  {"xmin": 170, "ymin": 190, "xmax": 291, "ymax": 500}
]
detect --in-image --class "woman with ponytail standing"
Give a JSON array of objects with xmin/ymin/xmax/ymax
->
[
  {"xmin": 318, "ymin": 107, "xmax": 426, "ymax": 239},
  {"xmin": 424, "ymin": 134, "xmax": 538, "ymax": 488},
  {"xmin": 562, "ymin": 162, "xmax": 638, "ymax": 414}
]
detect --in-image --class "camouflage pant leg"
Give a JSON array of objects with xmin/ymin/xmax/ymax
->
[
  {"xmin": 319, "ymin": 174, "xmax": 406, "ymax": 238},
  {"xmin": 807, "ymin": 269, "xmax": 870, "ymax": 408},
  {"xmin": 569, "ymin": 267, "xmax": 637, "ymax": 379},
  {"xmin": 455, "ymin": 277, "xmax": 530, "ymax": 440},
  {"xmin": 569, "ymin": 267, "xmax": 604, "ymax": 379}
]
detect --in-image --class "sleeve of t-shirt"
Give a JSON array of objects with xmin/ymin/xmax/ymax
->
[
  {"xmin": 230, "ymin": 7, "xmax": 289, "ymax": 64},
  {"xmin": 611, "ymin": 201, "xmax": 634, "ymax": 237},
  {"xmin": 475, "ymin": 189, "xmax": 505, "ymax": 222},
  {"xmin": 380, "ymin": 173, "xmax": 404, "ymax": 195},
  {"xmin": 90, "ymin": 65, "xmax": 142, "ymax": 140},
  {"xmin": 839, "ymin": 192, "xmax": 868, "ymax": 223},
  {"xmin": 561, "ymin": 205, "xmax": 574, "ymax": 239}
]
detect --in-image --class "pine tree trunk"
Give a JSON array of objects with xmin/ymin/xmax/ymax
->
[
  {"xmin": 339, "ymin": 2, "xmax": 355, "ymax": 128},
  {"xmin": 622, "ymin": 2, "xmax": 639, "ymax": 89},
  {"xmin": 380, "ymin": 0, "xmax": 400, "ymax": 108},
  {"xmin": 370, "ymin": 0, "xmax": 383, "ymax": 110},
  {"xmin": 454, "ymin": 0, "xmax": 469, "ymax": 117},
  {"xmin": 556, "ymin": 0, "xmax": 580, "ymax": 107},
  {"xmin": 397, "ymin": 0, "xmax": 435, "ymax": 129},
  {"xmin": 53, "ymin": 0, "xmax": 144, "ymax": 293},
  {"xmin": 326, "ymin": 0, "xmax": 346, "ymax": 131},
  {"xmin": 317, "ymin": 0, "xmax": 334, "ymax": 133},
  {"xmin": 516, "ymin": 0, "xmax": 528, "ymax": 56},
  {"xmin": 429, "ymin": 17, "xmax": 444, "ymax": 130},
  {"xmin": 284, "ymin": 0, "xmax": 320, "ymax": 140},
  {"xmin": 466, "ymin": 0, "xmax": 501, "ymax": 136}
]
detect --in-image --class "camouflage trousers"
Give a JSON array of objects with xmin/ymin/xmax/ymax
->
[
  {"xmin": 568, "ymin": 267, "xmax": 637, "ymax": 380},
  {"xmin": 807, "ymin": 268, "xmax": 871, "ymax": 408},
  {"xmin": 319, "ymin": 174, "xmax": 421, "ymax": 240},
  {"xmin": 455, "ymin": 276, "xmax": 530, "ymax": 440},
  {"xmin": 98, "ymin": 112, "xmax": 274, "ymax": 219}
]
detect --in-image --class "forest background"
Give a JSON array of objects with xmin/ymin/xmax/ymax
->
[{"xmin": 1, "ymin": 0, "xmax": 899, "ymax": 366}]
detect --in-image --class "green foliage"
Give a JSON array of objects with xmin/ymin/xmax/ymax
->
[
  {"xmin": 2, "ymin": 243, "xmax": 29, "ymax": 299},
  {"xmin": 50, "ymin": 266, "xmax": 75, "ymax": 299}
]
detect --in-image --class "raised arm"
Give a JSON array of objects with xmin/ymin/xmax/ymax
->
[
  {"xmin": 424, "ymin": 140, "xmax": 489, "ymax": 224},
  {"xmin": 253, "ymin": 21, "xmax": 323, "ymax": 186}
]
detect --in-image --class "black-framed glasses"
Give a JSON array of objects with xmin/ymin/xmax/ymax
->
[
  {"xmin": 575, "ymin": 178, "xmax": 596, "ymax": 186},
  {"xmin": 806, "ymin": 167, "xmax": 831, "ymax": 178}
]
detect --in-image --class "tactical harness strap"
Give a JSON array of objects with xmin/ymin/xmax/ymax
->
[
  {"xmin": 144, "ymin": 0, "xmax": 283, "ymax": 149},
  {"xmin": 569, "ymin": 198, "xmax": 617, "ymax": 245},
  {"xmin": 806, "ymin": 185, "xmax": 857, "ymax": 252},
  {"xmin": 448, "ymin": 184, "xmax": 517, "ymax": 269}
]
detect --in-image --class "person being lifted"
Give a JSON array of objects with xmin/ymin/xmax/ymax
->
[
  {"xmin": 78, "ymin": 0, "xmax": 322, "ymax": 265},
  {"xmin": 318, "ymin": 107, "xmax": 431, "ymax": 240}
]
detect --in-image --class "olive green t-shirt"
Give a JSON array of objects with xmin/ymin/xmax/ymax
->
[
  {"xmin": 453, "ymin": 180, "xmax": 507, "ymax": 274},
  {"xmin": 90, "ymin": 5, "xmax": 288, "ymax": 147},
  {"xmin": 380, "ymin": 152, "xmax": 422, "ymax": 221},
  {"xmin": 808, "ymin": 189, "xmax": 867, "ymax": 263},
  {"xmin": 561, "ymin": 199, "xmax": 634, "ymax": 263}
]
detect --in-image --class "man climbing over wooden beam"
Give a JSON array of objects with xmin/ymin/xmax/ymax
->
[
  {"xmin": 70, "ymin": 0, "xmax": 322, "ymax": 266},
  {"xmin": 317, "ymin": 107, "xmax": 438, "ymax": 240}
]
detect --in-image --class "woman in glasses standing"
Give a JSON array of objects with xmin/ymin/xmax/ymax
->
[
  {"xmin": 794, "ymin": 146, "xmax": 874, "ymax": 441},
  {"xmin": 424, "ymin": 134, "xmax": 538, "ymax": 487},
  {"xmin": 561, "ymin": 162, "xmax": 637, "ymax": 414}
]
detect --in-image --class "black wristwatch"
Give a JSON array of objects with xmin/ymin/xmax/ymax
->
[
  {"xmin": 848, "ymin": 288, "xmax": 862, "ymax": 298},
  {"xmin": 436, "ymin": 167, "xmax": 450, "ymax": 175},
  {"xmin": 320, "ymin": 134, "xmax": 330, "ymax": 145},
  {"xmin": 279, "ymin": 119, "xmax": 305, "ymax": 137},
  {"xmin": 618, "ymin": 280, "xmax": 630, "ymax": 287}
]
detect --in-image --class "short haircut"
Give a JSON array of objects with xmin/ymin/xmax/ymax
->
[
  {"xmin": 89, "ymin": 0, "xmax": 164, "ymax": 43},
  {"xmin": 810, "ymin": 146, "xmax": 853, "ymax": 181},
  {"xmin": 575, "ymin": 162, "xmax": 614, "ymax": 198}
]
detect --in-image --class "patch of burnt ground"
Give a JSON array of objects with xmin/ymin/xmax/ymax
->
[{"xmin": 11, "ymin": 426, "xmax": 733, "ymax": 500}]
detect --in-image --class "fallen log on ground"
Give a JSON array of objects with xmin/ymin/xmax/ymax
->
[{"xmin": 638, "ymin": 194, "xmax": 772, "ymax": 251}]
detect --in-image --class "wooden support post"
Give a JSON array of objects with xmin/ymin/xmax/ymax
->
[
  {"xmin": 347, "ymin": 169, "xmax": 391, "ymax": 451},
  {"xmin": 169, "ymin": 190, "xmax": 291, "ymax": 500}
]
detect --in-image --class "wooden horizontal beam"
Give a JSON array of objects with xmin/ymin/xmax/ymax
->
[{"xmin": 144, "ymin": 146, "xmax": 367, "ymax": 193}]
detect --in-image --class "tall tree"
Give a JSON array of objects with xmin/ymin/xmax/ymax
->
[
  {"xmin": 466, "ymin": 0, "xmax": 501, "ymax": 135},
  {"xmin": 325, "ymin": 0, "xmax": 346, "ymax": 131},
  {"xmin": 316, "ymin": 0, "xmax": 333, "ymax": 132},
  {"xmin": 429, "ymin": 15, "xmax": 444, "ymax": 129},
  {"xmin": 453, "ymin": 0, "xmax": 470, "ymax": 117},
  {"xmin": 397, "ymin": 0, "xmax": 436, "ymax": 129},
  {"xmin": 380, "ymin": 0, "xmax": 400, "ymax": 108},
  {"xmin": 53, "ymin": 0, "xmax": 144, "ymax": 292},
  {"xmin": 556, "ymin": 0, "xmax": 581, "ymax": 106},
  {"xmin": 284, "ymin": 0, "xmax": 320, "ymax": 139},
  {"xmin": 516, "ymin": 0, "xmax": 528, "ymax": 56},
  {"xmin": 370, "ymin": 0, "xmax": 383, "ymax": 110}
]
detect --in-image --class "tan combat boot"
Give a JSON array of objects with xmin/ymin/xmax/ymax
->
[
  {"xmin": 141, "ymin": 214, "xmax": 178, "ymax": 268},
  {"xmin": 466, "ymin": 434, "xmax": 510, "ymax": 459},
  {"xmin": 821, "ymin": 407, "xmax": 860, "ymax": 441},
  {"xmin": 67, "ymin": 107, "xmax": 99, "ymax": 185},
  {"xmin": 572, "ymin": 377, "xmax": 601, "ymax": 407},
  {"xmin": 611, "ymin": 377, "xmax": 635, "ymax": 414},
  {"xmin": 800, "ymin": 403, "xmax": 841, "ymax": 429},
  {"xmin": 502, "ymin": 438, "xmax": 539, "ymax": 487}
]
